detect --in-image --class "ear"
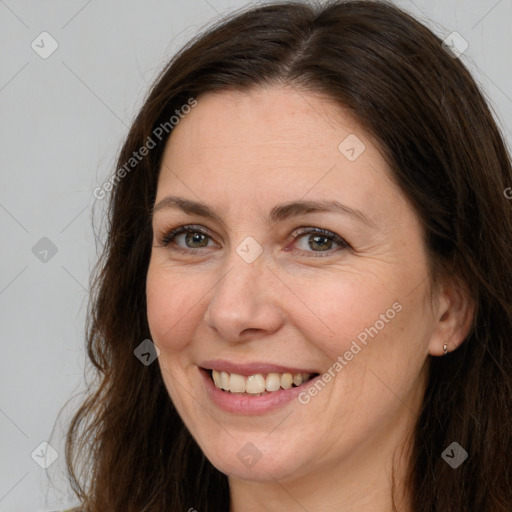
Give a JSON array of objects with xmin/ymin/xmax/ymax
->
[{"xmin": 428, "ymin": 277, "xmax": 475, "ymax": 356}]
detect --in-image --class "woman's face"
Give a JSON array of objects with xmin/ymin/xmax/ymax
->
[{"xmin": 146, "ymin": 86, "xmax": 438, "ymax": 485}]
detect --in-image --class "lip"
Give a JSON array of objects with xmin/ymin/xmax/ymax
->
[
  {"xmin": 199, "ymin": 359, "xmax": 318, "ymax": 376},
  {"xmin": 199, "ymin": 366, "xmax": 321, "ymax": 415}
]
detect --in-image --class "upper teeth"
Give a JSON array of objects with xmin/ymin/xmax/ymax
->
[{"xmin": 211, "ymin": 370, "xmax": 313, "ymax": 394}]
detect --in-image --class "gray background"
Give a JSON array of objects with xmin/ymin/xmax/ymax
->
[{"xmin": 1, "ymin": 0, "xmax": 511, "ymax": 510}]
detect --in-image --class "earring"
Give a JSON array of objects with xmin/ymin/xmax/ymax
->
[{"xmin": 443, "ymin": 343, "xmax": 448, "ymax": 355}]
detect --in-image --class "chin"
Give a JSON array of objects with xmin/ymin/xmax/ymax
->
[{"xmin": 198, "ymin": 433, "xmax": 311, "ymax": 482}]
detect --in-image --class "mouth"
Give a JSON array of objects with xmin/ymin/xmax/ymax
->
[
  {"xmin": 198, "ymin": 360, "xmax": 323, "ymax": 414},
  {"xmin": 202, "ymin": 368, "xmax": 320, "ymax": 396}
]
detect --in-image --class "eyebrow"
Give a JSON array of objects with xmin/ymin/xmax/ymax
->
[{"xmin": 152, "ymin": 195, "xmax": 377, "ymax": 229}]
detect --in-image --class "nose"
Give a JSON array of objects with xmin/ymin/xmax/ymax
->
[{"xmin": 203, "ymin": 252, "xmax": 284, "ymax": 342}]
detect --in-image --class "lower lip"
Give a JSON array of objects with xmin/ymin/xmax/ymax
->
[{"xmin": 200, "ymin": 368, "xmax": 319, "ymax": 415}]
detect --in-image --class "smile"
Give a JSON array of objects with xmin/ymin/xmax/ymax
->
[
  {"xmin": 199, "ymin": 362, "xmax": 321, "ymax": 415},
  {"xmin": 210, "ymin": 369, "xmax": 318, "ymax": 395}
]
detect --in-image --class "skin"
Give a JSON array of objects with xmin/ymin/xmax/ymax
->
[{"xmin": 146, "ymin": 86, "xmax": 474, "ymax": 512}]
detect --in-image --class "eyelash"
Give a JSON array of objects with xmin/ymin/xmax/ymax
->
[{"xmin": 157, "ymin": 224, "xmax": 350, "ymax": 257}]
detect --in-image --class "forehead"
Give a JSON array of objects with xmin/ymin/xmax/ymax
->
[
  {"xmin": 163, "ymin": 86, "xmax": 366, "ymax": 162},
  {"xmin": 156, "ymin": 86, "xmax": 403, "ymax": 223}
]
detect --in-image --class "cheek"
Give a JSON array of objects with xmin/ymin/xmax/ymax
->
[
  {"xmin": 146, "ymin": 265, "xmax": 206, "ymax": 353},
  {"xmin": 295, "ymin": 273, "xmax": 402, "ymax": 361}
]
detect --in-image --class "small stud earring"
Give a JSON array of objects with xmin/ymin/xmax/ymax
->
[{"xmin": 443, "ymin": 343, "xmax": 448, "ymax": 355}]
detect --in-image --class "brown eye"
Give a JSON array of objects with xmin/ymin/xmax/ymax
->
[
  {"xmin": 291, "ymin": 227, "xmax": 350, "ymax": 257},
  {"xmin": 160, "ymin": 225, "xmax": 214, "ymax": 250},
  {"xmin": 182, "ymin": 231, "xmax": 209, "ymax": 248}
]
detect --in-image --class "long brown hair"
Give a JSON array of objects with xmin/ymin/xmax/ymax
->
[{"xmin": 65, "ymin": 1, "xmax": 512, "ymax": 510}]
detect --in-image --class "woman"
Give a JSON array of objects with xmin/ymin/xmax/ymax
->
[{"xmin": 65, "ymin": 1, "xmax": 512, "ymax": 510}]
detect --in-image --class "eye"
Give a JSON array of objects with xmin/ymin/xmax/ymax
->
[
  {"xmin": 289, "ymin": 227, "xmax": 350, "ymax": 257},
  {"xmin": 157, "ymin": 224, "xmax": 350, "ymax": 257},
  {"xmin": 158, "ymin": 225, "xmax": 216, "ymax": 252}
]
